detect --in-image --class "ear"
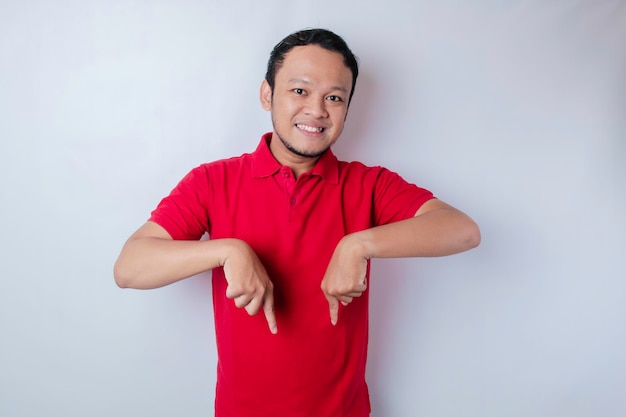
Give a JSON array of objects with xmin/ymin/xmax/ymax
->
[{"xmin": 260, "ymin": 80, "xmax": 272, "ymax": 111}]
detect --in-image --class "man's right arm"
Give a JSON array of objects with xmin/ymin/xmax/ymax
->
[
  {"xmin": 113, "ymin": 221, "xmax": 277, "ymax": 333},
  {"xmin": 114, "ymin": 221, "xmax": 230, "ymax": 289}
]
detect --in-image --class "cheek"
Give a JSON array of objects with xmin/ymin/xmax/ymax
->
[
  {"xmin": 272, "ymin": 99, "xmax": 298, "ymax": 123},
  {"xmin": 331, "ymin": 109, "xmax": 349, "ymax": 126}
]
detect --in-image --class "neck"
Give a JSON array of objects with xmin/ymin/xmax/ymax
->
[{"xmin": 268, "ymin": 133, "xmax": 320, "ymax": 178}]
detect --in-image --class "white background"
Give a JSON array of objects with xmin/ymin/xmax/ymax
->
[{"xmin": 1, "ymin": 1, "xmax": 625, "ymax": 416}]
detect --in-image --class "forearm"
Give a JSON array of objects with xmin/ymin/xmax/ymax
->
[
  {"xmin": 348, "ymin": 204, "xmax": 480, "ymax": 259},
  {"xmin": 114, "ymin": 236, "xmax": 235, "ymax": 289}
]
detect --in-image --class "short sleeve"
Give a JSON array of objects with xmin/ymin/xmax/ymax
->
[
  {"xmin": 149, "ymin": 165, "xmax": 211, "ymax": 240},
  {"xmin": 372, "ymin": 168, "xmax": 435, "ymax": 225}
]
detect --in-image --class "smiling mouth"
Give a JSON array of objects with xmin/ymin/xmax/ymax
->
[{"xmin": 296, "ymin": 123, "xmax": 325, "ymax": 133}]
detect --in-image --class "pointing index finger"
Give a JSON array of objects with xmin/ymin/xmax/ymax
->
[
  {"xmin": 263, "ymin": 289, "xmax": 277, "ymax": 334},
  {"xmin": 327, "ymin": 296, "xmax": 339, "ymax": 326}
]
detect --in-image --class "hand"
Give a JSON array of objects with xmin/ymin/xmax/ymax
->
[
  {"xmin": 320, "ymin": 234, "xmax": 369, "ymax": 325},
  {"xmin": 221, "ymin": 239, "xmax": 277, "ymax": 334}
]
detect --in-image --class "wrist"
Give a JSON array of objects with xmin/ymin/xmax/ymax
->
[
  {"xmin": 340, "ymin": 231, "xmax": 372, "ymax": 260},
  {"xmin": 215, "ymin": 238, "xmax": 247, "ymax": 267}
]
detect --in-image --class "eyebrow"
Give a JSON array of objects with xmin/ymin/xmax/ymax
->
[{"xmin": 288, "ymin": 78, "xmax": 349, "ymax": 93}]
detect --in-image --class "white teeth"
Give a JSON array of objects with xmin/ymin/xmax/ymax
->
[{"xmin": 297, "ymin": 124, "xmax": 324, "ymax": 133}]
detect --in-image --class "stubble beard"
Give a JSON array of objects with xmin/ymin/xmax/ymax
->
[
  {"xmin": 272, "ymin": 116, "xmax": 329, "ymax": 159},
  {"xmin": 277, "ymin": 133, "xmax": 328, "ymax": 158}
]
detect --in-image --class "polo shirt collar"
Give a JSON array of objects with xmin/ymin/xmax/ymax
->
[{"xmin": 252, "ymin": 133, "xmax": 339, "ymax": 184}]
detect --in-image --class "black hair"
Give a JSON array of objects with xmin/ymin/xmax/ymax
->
[{"xmin": 265, "ymin": 28, "xmax": 359, "ymax": 103}]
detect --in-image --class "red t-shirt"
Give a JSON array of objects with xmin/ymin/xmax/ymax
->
[{"xmin": 150, "ymin": 133, "xmax": 434, "ymax": 417}]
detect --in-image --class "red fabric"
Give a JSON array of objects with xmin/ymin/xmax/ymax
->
[{"xmin": 150, "ymin": 133, "xmax": 434, "ymax": 417}]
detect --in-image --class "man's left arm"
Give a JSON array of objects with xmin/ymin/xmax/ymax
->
[{"xmin": 320, "ymin": 199, "xmax": 480, "ymax": 324}]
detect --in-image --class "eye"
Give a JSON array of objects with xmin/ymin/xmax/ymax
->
[
  {"xmin": 293, "ymin": 88, "xmax": 305, "ymax": 95},
  {"xmin": 327, "ymin": 95, "xmax": 344, "ymax": 103}
]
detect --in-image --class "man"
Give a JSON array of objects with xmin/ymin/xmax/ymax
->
[{"xmin": 114, "ymin": 28, "xmax": 480, "ymax": 417}]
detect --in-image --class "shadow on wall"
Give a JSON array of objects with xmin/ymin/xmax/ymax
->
[{"xmin": 613, "ymin": 75, "xmax": 626, "ymax": 191}]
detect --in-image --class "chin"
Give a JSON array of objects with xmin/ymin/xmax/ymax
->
[{"xmin": 291, "ymin": 147, "xmax": 328, "ymax": 159}]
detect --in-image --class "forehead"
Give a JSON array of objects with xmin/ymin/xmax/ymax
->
[{"xmin": 276, "ymin": 45, "xmax": 353, "ymax": 89}]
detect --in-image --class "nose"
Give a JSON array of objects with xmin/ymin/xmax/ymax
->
[{"xmin": 304, "ymin": 95, "xmax": 328, "ymax": 118}]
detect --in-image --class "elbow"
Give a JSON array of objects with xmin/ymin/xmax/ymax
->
[
  {"xmin": 463, "ymin": 220, "xmax": 481, "ymax": 251},
  {"xmin": 113, "ymin": 256, "xmax": 159, "ymax": 290},
  {"xmin": 113, "ymin": 259, "xmax": 135, "ymax": 289}
]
